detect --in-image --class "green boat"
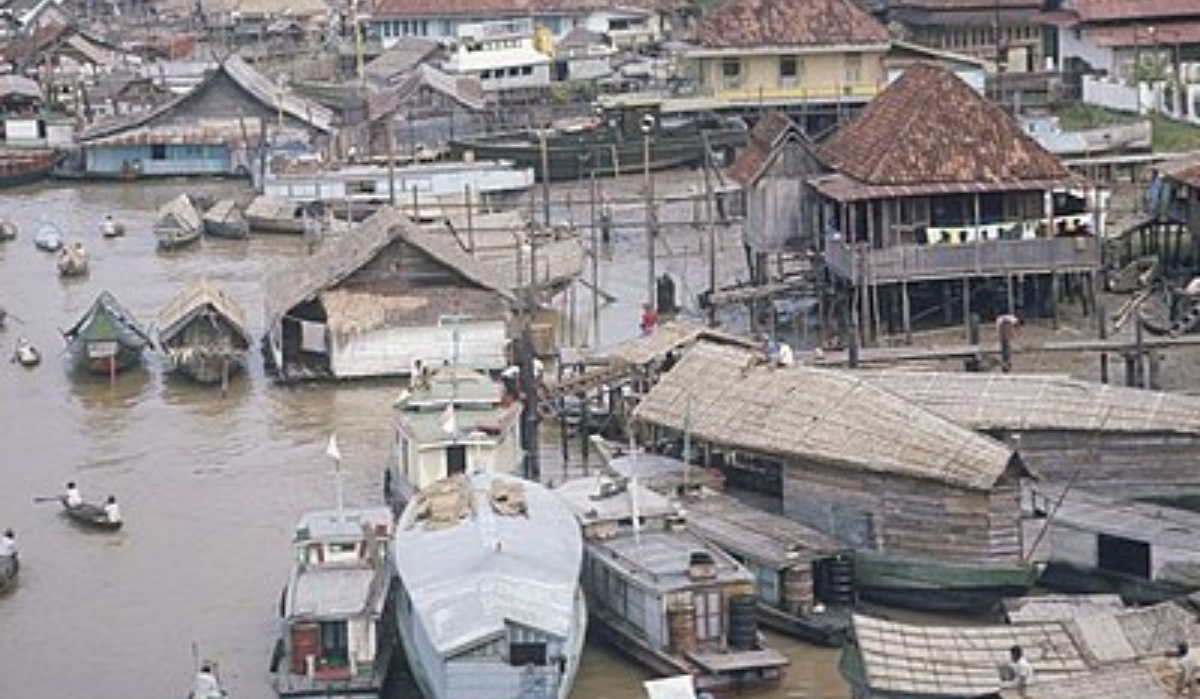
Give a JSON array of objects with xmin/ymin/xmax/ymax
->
[
  {"xmin": 853, "ymin": 551, "xmax": 1042, "ymax": 613},
  {"xmin": 448, "ymin": 108, "xmax": 748, "ymax": 182},
  {"xmin": 62, "ymin": 291, "xmax": 151, "ymax": 375}
]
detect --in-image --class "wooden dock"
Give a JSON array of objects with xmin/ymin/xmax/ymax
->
[{"xmin": 812, "ymin": 333, "xmax": 1200, "ymax": 367}]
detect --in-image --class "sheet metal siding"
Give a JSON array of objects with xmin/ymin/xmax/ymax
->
[
  {"xmin": 1004, "ymin": 430, "xmax": 1200, "ymax": 497},
  {"xmin": 330, "ymin": 322, "xmax": 508, "ymax": 378},
  {"xmin": 783, "ymin": 459, "xmax": 1020, "ymax": 563},
  {"xmin": 584, "ymin": 553, "xmax": 669, "ymax": 648}
]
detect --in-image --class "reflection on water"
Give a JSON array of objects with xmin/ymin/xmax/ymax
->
[{"xmin": 0, "ymin": 181, "xmax": 850, "ymax": 699}]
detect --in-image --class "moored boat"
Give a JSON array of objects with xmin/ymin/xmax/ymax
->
[
  {"xmin": 12, "ymin": 337, "xmax": 40, "ymax": 367},
  {"xmin": 33, "ymin": 222, "xmax": 63, "ymax": 251},
  {"xmin": 554, "ymin": 476, "xmax": 789, "ymax": 694},
  {"xmin": 202, "ymin": 199, "xmax": 250, "ymax": 240},
  {"xmin": 244, "ymin": 195, "xmax": 314, "ymax": 235},
  {"xmin": 271, "ymin": 506, "xmax": 396, "ymax": 699},
  {"xmin": 60, "ymin": 498, "xmax": 123, "ymax": 532},
  {"xmin": 392, "ymin": 472, "xmax": 587, "ymax": 699},
  {"xmin": 448, "ymin": 108, "xmax": 747, "ymax": 182},
  {"xmin": 156, "ymin": 277, "xmax": 252, "ymax": 385},
  {"xmin": 62, "ymin": 291, "xmax": 152, "ymax": 375},
  {"xmin": 0, "ymin": 529, "xmax": 18, "ymax": 594},
  {"xmin": 383, "ymin": 366, "xmax": 524, "ymax": 513},
  {"xmin": 155, "ymin": 194, "xmax": 204, "ymax": 251},
  {"xmin": 57, "ymin": 241, "xmax": 89, "ymax": 277},
  {"xmin": 0, "ymin": 148, "xmax": 56, "ymax": 188},
  {"xmin": 0, "ymin": 219, "xmax": 17, "ymax": 241},
  {"xmin": 99, "ymin": 216, "xmax": 125, "ymax": 238},
  {"xmin": 851, "ymin": 550, "xmax": 1043, "ymax": 613}
]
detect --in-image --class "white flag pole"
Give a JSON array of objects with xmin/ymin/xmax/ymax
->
[{"xmin": 327, "ymin": 434, "xmax": 344, "ymax": 522}]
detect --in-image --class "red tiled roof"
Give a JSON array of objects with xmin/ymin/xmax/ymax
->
[
  {"xmin": 818, "ymin": 62, "xmax": 1068, "ymax": 187},
  {"xmin": 894, "ymin": 0, "xmax": 1043, "ymax": 8},
  {"xmin": 695, "ymin": 0, "xmax": 888, "ymax": 49},
  {"xmin": 1084, "ymin": 21, "xmax": 1200, "ymax": 47},
  {"xmin": 727, "ymin": 111, "xmax": 806, "ymax": 187},
  {"xmin": 373, "ymin": 0, "xmax": 670, "ymax": 18},
  {"xmin": 1073, "ymin": 0, "xmax": 1200, "ymax": 22}
]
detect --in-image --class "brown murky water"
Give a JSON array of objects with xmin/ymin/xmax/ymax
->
[{"xmin": 0, "ymin": 179, "xmax": 847, "ymax": 699}]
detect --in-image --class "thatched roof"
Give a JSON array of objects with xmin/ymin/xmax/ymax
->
[
  {"xmin": 858, "ymin": 371, "xmax": 1200, "ymax": 435},
  {"xmin": 263, "ymin": 207, "xmax": 514, "ymax": 328},
  {"xmin": 602, "ymin": 320, "xmax": 757, "ymax": 367},
  {"xmin": 156, "ymin": 277, "xmax": 251, "ymax": 344},
  {"xmin": 850, "ymin": 613, "xmax": 1090, "ymax": 697},
  {"xmin": 154, "ymin": 194, "xmax": 202, "ymax": 233},
  {"xmin": 633, "ymin": 342, "xmax": 1018, "ymax": 491}
]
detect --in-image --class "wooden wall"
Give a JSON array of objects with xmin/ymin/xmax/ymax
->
[{"xmin": 781, "ymin": 458, "xmax": 1024, "ymax": 564}]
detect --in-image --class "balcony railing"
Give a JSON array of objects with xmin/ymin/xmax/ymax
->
[{"xmin": 824, "ymin": 237, "xmax": 1102, "ymax": 285}]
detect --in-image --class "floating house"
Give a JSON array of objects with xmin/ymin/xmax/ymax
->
[
  {"xmin": 632, "ymin": 341, "xmax": 1040, "ymax": 613},
  {"xmin": 813, "ymin": 63, "xmax": 1102, "ymax": 343},
  {"xmin": 69, "ymin": 55, "xmax": 334, "ymax": 179},
  {"xmin": 262, "ymin": 207, "xmax": 515, "ymax": 382}
]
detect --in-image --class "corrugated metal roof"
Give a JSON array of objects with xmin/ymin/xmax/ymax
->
[
  {"xmin": 633, "ymin": 342, "xmax": 1017, "ymax": 491},
  {"xmin": 808, "ymin": 171, "xmax": 1075, "ymax": 202},
  {"xmin": 290, "ymin": 567, "xmax": 378, "ymax": 618},
  {"xmin": 858, "ymin": 371, "xmax": 1200, "ymax": 435},
  {"xmin": 392, "ymin": 473, "xmax": 582, "ymax": 655}
]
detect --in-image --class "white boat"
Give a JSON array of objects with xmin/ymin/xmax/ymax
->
[
  {"xmin": 33, "ymin": 223, "xmax": 63, "ymax": 251},
  {"xmin": 554, "ymin": 476, "xmax": 789, "ymax": 695},
  {"xmin": 383, "ymin": 366, "xmax": 524, "ymax": 512},
  {"xmin": 271, "ymin": 506, "xmax": 396, "ymax": 699},
  {"xmin": 99, "ymin": 217, "xmax": 125, "ymax": 238},
  {"xmin": 392, "ymin": 472, "xmax": 587, "ymax": 699},
  {"xmin": 0, "ymin": 219, "xmax": 17, "ymax": 241},
  {"xmin": 12, "ymin": 338, "xmax": 39, "ymax": 367}
]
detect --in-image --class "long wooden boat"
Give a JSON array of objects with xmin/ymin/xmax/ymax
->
[
  {"xmin": 202, "ymin": 199, "xmax": 249, "ymax": 240},
  {"xmin": 392, "ymin": 472, "xmax": 587, "ymax": 699},
  {"xmin": 0, "ymin": 148, "xmax": 56, "ymax": 188},
  {"xmin": 448, "ymin": 110, "xmax": 747, "ymax": 182},
  {"xmin": 271, "ymin": 506, "xmax": 395, "ymax": 699},
  {"xmin": 62, "ymin": 291, "xmax": 151, "ymax": 375},
  {"xmin": 852, "ymin": 550, "xmax": 1042, "ymax": 613},
  {"xmin": 156, "ymin": 277, "xmax": 252, "ymax": 385},
  {"xmin": 0, "ymin": 550, "xmax": 17, "ymax": 594},
  {"xmin": 244, "ymin": 195, "xmax": 313, "ymax": 235},
  {"xmin": 154, "ymin": 194, "xmax": 203, "ymax": 251},
  {"xmin": 60, "ymin": 499, "xmax": 123, "ymax": 532},
  {"xmin": 554, "ymin": 476, "xmax": 789, "ymax": 694}
]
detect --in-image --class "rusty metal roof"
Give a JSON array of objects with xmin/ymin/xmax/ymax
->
[{"xmin": 1073, "ymin": 0, "xmax": 1200, "ymax": 22}]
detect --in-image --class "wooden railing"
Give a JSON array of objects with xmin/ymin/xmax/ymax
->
[{"xmin": 824, "ymin": 237, "xmax": 1102, "ymax": 284}]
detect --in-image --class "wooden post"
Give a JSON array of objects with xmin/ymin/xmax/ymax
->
[
  {"xmin": 1049, "ymin": 271, "xmax": 1059, "ymax": 328},
  {"xmin": 1098, "ymin": 300, "xmax": 1109, "ymax": 384},
  {"xmin": 901, "ymin": 279, "xmax": 912, "ymax": 345},
  {"xmin": 962, "ymin": 277, "xmax": 972, "ymax": 341},
  {"xmin": 1006, "ymin": 273, "xmax": 1015, "ymax": 315}
]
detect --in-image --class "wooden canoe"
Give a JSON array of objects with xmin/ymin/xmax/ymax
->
[{"xmin": 61, "ymin": 499, "xmax": 122, "ymax": 531}]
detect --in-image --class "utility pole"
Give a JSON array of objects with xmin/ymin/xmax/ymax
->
[
  {"xmin": 702, "ymin": 132, "xmax": 717, "ymax": 326},
  {"xmin": 641, "ymin": 113, "xmax": 657, "ymax": 309},
  {"xmin": 539, "ymin": 129, "xmax": 551, "ymax": 227}
]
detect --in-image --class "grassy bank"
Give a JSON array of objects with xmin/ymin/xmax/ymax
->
[{"xmin": 1053, "ymin": 103, "xmax": 1200, "ymax": 153}]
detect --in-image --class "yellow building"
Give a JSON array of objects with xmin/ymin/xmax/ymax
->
[{"xmin": 682, "ymin": 0, "xmax": 891, "ymax": 110}]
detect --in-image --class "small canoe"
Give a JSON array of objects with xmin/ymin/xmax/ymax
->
[
  {"xmin": 0, "ymin": 553, "xmax": 17, "ymax": 594},
  {"xmin": 13, "ymin": 339, "xmax": 39, "ymax": 367},
  {"xmin": 154, "ymin": 194, "xmax": 203, "ymax": 251},
  {"xmin": 57, "ymin": 242, "xmax": 89, "ymax": 277},
  {"xmin": 0, "ymin": 219, "xmax": 16, "ymax": 241},
  {"xmin": 34, "ymin": 223, "xmax": 63, "ymax": 251},
  {"xmin": 61, "ymin": 499, "xmax": 122, "ymax": 531},
  {"xmin": 202, "ymin": 199, "xmax": 249, "ymax": 240},
  {"xmin": 99, "ymin": 218, "xmax": 125, "ymax": 238}
]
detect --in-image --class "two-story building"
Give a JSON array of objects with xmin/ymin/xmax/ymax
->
[
  {"xmin": 811, "ymin": 62, "xmax": 1102, "ymax": 345},
  {"xmin": 885, "ymin": 0, "xmax": 1048, "ymax": 73},
  {"xmin": 442, "ymin": 19, "xmax": 552, "ymax": 100},
  {"xmin": 672, "ymin": 0, "xmax": 890, "ymax": 130}
]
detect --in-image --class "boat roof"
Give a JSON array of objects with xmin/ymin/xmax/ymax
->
[
  {"xmin": 392, "ymin": 472, "xmax": 582, "ymax": 656},
  {"xmin": 294, "ymin": 507, "xmax": 393, "ymax": 543},
  {"xmin": 393, "ymin": 368, "xmax": 521, "ymax": 445},
  {"xmin": 64, "ymin": 291, "xmax": 150, "ymax": 346},
  {"xmin": 287, "ymin": 566, "xmax": 381, "ymax": 619},
  {"xmin": 591, "ymin": 527, "xmax": 753, "ymax": 592},
  {"xmin": 554, "ymin": 476, "xmax": 678, "ymax": 524},
  {"xmin": 394, "ymin": 367, "xmax": 505, "ymax": 409},
  {"xmin": 156, "ymin": 276, "xmax": 251, "ymax": 344}
]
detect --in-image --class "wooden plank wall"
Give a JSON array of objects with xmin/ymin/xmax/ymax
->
[
  {"xmin": 1006, "ymin": 431, "xmax": 1200, "ymax": 497},
  {"xmin": 782, "ymin": 459, "xmax": 1023, "ymax": 563}
]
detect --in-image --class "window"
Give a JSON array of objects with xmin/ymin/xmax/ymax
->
[
  {"xmin": 510, "ymin": 642, "xmax": 547, "ymax": 666},
  {"xmin": 780, "ymin": 55, "xmax": 800, "ymax": 87},
  {"xmin": 844, "ymin": 54, "xmax": 862, "ymax": 84},
  {"xmin": 693, "ymin": 590, "xmax": 721, "ymax": 641},
  {"xmin": 721, "ymin": 58, "xmax": 741, "ymax": 88},
  {"xmin": 447, "ymin": 445, "xmax": 467, "ymax": 475},
  {"xmin": 319, "ymin": 621, "xmax": 349, "ymax": 665},
  {"xmin": 151, "ymin": 144, "xmax": 167, "ymax": 160}
]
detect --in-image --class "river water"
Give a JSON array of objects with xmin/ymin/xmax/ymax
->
[{"xmin": 0, "ymin": 179, "xmax": 847, "ymax": 699}]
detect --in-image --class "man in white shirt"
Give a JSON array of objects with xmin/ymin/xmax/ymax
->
[
  {"xmin": 191, "ymin": 663, "xmax": 226, "ymax": 699},
  {"xmin": 1000, "ymin": 644, "xmax": 1034, "ymax": 696},
  {"xmin": 0, "ymin": 529, "xmax": 15, "ymax": 557},
  {"xmin": 1173, "ymin": 642, "xmax": 1198, "ymax": 698},
  {"xmin": 103, "ymin": 496, "xmax": 121, "ymax": 524},
  {"xmin": 64, "ymin": 482, "xmax": 82, "ymax": 507}
]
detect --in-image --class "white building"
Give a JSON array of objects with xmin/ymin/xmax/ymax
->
[{"xmin": 443, "ymin": 19, "xmax": 551, "ymax": 96}]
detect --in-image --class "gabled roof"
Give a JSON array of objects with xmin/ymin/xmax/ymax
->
[
  {"xmin": 157, "ymin": 276, "xmax": 251, "ymax": 345},
  {"xmin": 364, "ymin": 38, "xmax": 441, "ymax": 85},
  {"xmin": 632, "ymin": 342, "xmax": 1020, "ymax": 491},
  {"xmin": 0, "ymin": 19, "xmax": 68, "ymax": 67},
  {"xmin": 264, "ymin": 207, "xmax": 514, "ymax": 328},
  {"xmin": 818, "ymin": 62, "xmax": 1068, "ymax": 187},
  {"xmin": 80, "ymin": 55, "xmax": 334, "ymax": 142},
  {"xmin": 695, "ymin": 0, "xmax": 888, "ymax": 49},
  {"xmin": 727, "ymin": 111, "xmax": 815, "ymax": 188},
  {"xmin": 369, "ymin": 63, "xmax": 487, "ymax": 120},
  {"xmin": 0, "ymin": 74, "xmax": 41, "ymax": 100},
  {"xmin": 1071, "ymin": 0, "xmax": 1199, "ymax": 22}
]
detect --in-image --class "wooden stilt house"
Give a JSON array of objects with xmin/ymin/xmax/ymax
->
[
  {"xmin": 811, "ymin": 63, "xmax": 1103, "ymax": 346},
  {"xmin": 632, "ymin": 342, "xmax": 1040, "ymax": 612}
]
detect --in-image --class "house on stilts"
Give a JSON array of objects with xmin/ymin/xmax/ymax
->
[
  {"xmin": 811, "ymin": 62, "xmax": 1104, "ymax": 347},
  {"xmin": 262, "ymin": 207, "xmax": 516, "ymax": 382}
]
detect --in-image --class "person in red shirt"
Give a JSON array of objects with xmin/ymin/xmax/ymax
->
[{"xmin": 640, "ymin": 303, "xmax": 659, "ymax": 336}]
